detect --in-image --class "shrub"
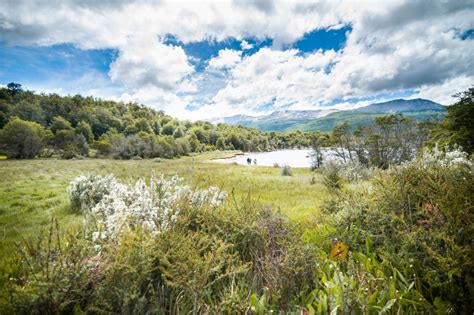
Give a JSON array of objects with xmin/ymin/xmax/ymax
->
[
  {"xmin": 68, "ymin": 174, "xmax": 227, "ymax": 241},
  {"xmin": 281, "ymin": 164, "xmax": 293, "ymax": 176},
  {"xmin": 68, "ymin": 174, "xmax": 120, "ymax": 213},
  {"xmin": 0, "ymin": 117, "xmax": 46, "ymax": 158},
  {"xmin": 7, "ymin": 176, "xmax": 321, "ymax": 314},
  {"xmin": 61, "ymin": 150, "xmax": 78, "ymax": 159},
  {"xmin": 322, "ymin": 162, "xmax": 342, "ymax": 191},
  {"xmin": 325, "ymin": 148, "xmax": 474, "ymax": 313},
  {"xmin": 338, "ymin": 160, "xmax": 375, "ymax": 182}
]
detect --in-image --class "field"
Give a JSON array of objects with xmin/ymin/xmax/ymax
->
[
  {"xmin": 0, "ymin": 152, "xmax": 329, "ymax": 258},
  {"xmin": 2, "ymin": 151, "xmax": 471, "ymax": 313}
]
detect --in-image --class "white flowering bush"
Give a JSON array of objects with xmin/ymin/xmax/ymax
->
[
  {"xmin": 417, "ymin": 145, "xmax": 473, "ymax": 170},
  {"xmin": 338, "ymin": 160, "xmax": 375, "ymax": 182},
  {"xmin": 67, "ymin": 174, "xmax": 227, "ymax": 241},
  {"xmin": 320, "ymin": 160, "xmax": 375, "ymax": 183},
  {"xmin": 68, "ymin": 174, "xmax": 119, "ymax": 213}
]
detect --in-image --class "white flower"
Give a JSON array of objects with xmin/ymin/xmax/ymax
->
[{"xmin": 68, "ymin": 173, "xmax": 227, "ymax": 242}]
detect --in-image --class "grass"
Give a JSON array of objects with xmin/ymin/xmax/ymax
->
[{"xmin": 0, "ymin": 152, "xmax": 330, "ymax": 258}]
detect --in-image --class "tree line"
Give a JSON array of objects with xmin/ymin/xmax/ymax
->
[
  {"xmin": 311, "ymin": 87, "xmax": 473, "ymax": 169},
  {"xmin": 1, "ymin": 83, "xmax": 472, "ymax": 164},
  {"xmin": 0, "ymin": 83, "xmax": 325, "ymax": 159}
]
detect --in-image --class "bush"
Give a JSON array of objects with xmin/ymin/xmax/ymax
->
[
  {"xmin": 68, "ymin": 174, "xmax": 226, "ymax": 241},
  {"xmin": 322, "ymin": 162, "xmax": 342, "ymax": 191},
  {"xmin": 6, "ymin": 174, "xmax": 322, "ymax": 313},
  {"xmin": 68, "ymin": 174, "xmax": 120, "ymax": 213},
  {"xmin": 0, "ymin": 117, "xmax": 46, "ymax": 158},
  {"xmin": 281, "ymin": 164, "xmax": 293, "ymax": 176},
  {"xmin": 338, "ymin": 160, "xmax": 375, "ymax": 182},
  {"xmin": 325, "ymin": 148, "xmax": 474, "ymax": 313},
  {"xmin": 320, "ymin": 160, "xmax": 374, "ymax": 183}
]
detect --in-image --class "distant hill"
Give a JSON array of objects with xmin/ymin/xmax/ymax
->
[
  {"xmin": 355, "ymin": 98, "xmax": 445, "ymax": 113},
  {"xmin": 212, "ymin": 99, "xmax": 446, "ymax": 132}
]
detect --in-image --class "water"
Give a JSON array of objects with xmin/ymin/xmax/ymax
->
[{"xmin": 213, "ymin": 149, "xmax": 341, "ymax": 168}]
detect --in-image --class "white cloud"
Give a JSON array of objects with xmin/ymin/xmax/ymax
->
[
  {"xmin": 240, "ymin": 40, "xmax": 253, "ymax": 50},
  {"xmin": 1, "ymin": 0, "xmax": 473, "ymax": 119},
  {"xmin": 411, "ymin": 76, "xmax": 474, "ymax": 105},
  {"xmin": 109, "ymin": 37, "xmax": 194, "ymax": 92},
  {"xmin": 207, "ymin": 49, "xmax": 242, "ymax": 70}
]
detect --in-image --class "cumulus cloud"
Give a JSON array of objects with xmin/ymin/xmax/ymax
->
[
  {"xmin": 207, "ymin": 49, "xmax": 242, "ymax": 70},
  {"xmin": 109, "ymin": 37, "xmax": 194, "ymax": 92},
  {"xmin": 0, "ymin": 0, "xmax": 472, "ymax": 119}
]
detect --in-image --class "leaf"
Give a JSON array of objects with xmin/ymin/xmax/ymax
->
[
  {"xmin": 306, "ymin": 304, "xmax": 315, "ymax": 315},
  {"xmin": 365, "ymin": 235, "xmax": 372, "ymax": 255},
  {"xmin": 380, "ymin": 298, "xmax": 397, "ymax": 314}
]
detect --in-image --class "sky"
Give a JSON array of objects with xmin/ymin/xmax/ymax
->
[{"xmin": 0, "ymin": 0, "xmax": 473, "ymax": 120}]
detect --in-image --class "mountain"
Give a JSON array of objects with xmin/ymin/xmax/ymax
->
[
  {"xmin": 355, "ymin": 98, "xmax": 445, "ymax": 113},
  {"xmin": 212, "ymin": 109, "xmax": 338, "ymax": 131},
  {"xmin": 212, "ymin": 98, "xmax": 446, "ymax": 132}
]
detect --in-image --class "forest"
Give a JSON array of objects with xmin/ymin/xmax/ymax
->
[{"xmin": 0, "ymin": 83, "xmax": 324, "ymax": 160}]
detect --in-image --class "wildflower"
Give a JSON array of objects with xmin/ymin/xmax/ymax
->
[{"xmin": 68, "ymin": 173, "xmax": 227, "ymax": 242}]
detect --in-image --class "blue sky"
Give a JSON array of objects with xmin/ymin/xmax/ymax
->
[
  {"xmin": 0, "ymin": 1, "xmax": 473, "ymax": 119},
  {"xmin": 0, "ymin": 43, "xmax": 116, "ymax": 89},
  {"xmin": 0, "ymin": 26, "xmax": 350, "ymax": 88}
]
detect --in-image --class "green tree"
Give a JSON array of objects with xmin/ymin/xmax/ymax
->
[
  {"xmin": 75, "ymin": 120, "xmax": 94, "ymax": 142},
  {"xmin": 54, "ymin": 129, "xmax": 76, "ymax": 150},
  {"xmin": 7, "ymin": 82, "xmax": 22, "ymax": 96},
  {"xmin": 429, "ymin": 87, "xmax": 474, "ymax": 154},
  {"xmin": 161, "ymin": 122, "xmax": 175, "ymax": 136},
  {"xmin": 135, "ymin": 118, "xmax": 152, "ymax": 133},
  {"xmin": 9, "ymin": 100, "xmax": 45, "ymax": 124},
  {"xmin": 172, "ymin": 126, "xmax": 185, "ymax": 138},
  {"xmin": 50, "ymin": 116, "xmax": 73, "ymax": 134},
  {"xmin": 0, "ymin": 117, "xmax": 46, "ymax": 158},
  {"xmin": 331, "ymin": 122, "xmax": 354, "ymax": 162}
]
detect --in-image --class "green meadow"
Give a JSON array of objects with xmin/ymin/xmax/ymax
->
[{"xmin": 0, "ymin": 153, "xmax": 329, "ymax": 257}]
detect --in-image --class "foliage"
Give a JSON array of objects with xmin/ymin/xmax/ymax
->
[
  {"xmin": 321, "ymin": 162, "xmax": 343, "ymax": 192},
  {"xmin": 0, "ymin": 117, "xmax": 47, "ymax": 158},
  {"xmin": 321, "ymin": 160, "xmax": 375, "ymax": 183},
  {"xmin": 281, "ymin": 164, "xmax": 293, "ymax": 176},
  {"xmin": 68, "ymin": 173, "xmax": 226, "ymax": 241},
  {"xmin": 326, "ymin": 147, "xmax": 474, "ymax": 313},
  {"xmin": 429, "ymin": 87, "xmax": 474, "ymax": 154},
  {"xmin": 3, "ymin": 174, "xmax": 321, "ymax": 313},
  {"xmin": 305, "ymin": 248, "xmax": 431, "ymax": 314},
  {"xmin": 68, "ymin": 174, "xmax": 121, "ymax": 213},
  {"xmin": 0, "ymin": 83, "xmax": 320, "ymax": 159}
]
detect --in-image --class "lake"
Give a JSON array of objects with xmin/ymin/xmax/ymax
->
[{"xmin": 213, "ymin": 149, "xmax": 341, "ymax": 168}]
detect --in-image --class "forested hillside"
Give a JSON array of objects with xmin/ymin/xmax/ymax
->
[
  {"xmin": 0, "ymin": 83, "xmax": 323, "ymax": 159},
  {"xmin": 214, "ymin": 99, "xmax": 445, "ymax": 132}
]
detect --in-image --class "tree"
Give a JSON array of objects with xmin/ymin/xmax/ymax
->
[
  {"xmin": 0, "ymin": 117, "xmax": 46, "ymax": 158},
  {"xmin": 216, "ymin": 137, "xmax": 227, "ymax": 150},
  {"xmin": 135, "ymin": 118, "xmax": 152, "ymax": 133},
  {"xmin": 161, "ymin": 122, "xmax": 175, "ymax": 136},
  {"xmin": 173, "ymin": 126, "xmax": 186, "ymax": 138},
  {"xmin": 310, "ymin": 137, "xmax": 324, "ymax": 170},
  {"xmin": 331, "ymin": 122, "xmax": 354, "ymax": 163},
  {"xmin": 50, "ymin": 116, "xmax": 73, "ymax": 134},
  {"xmin": 429, "ymin": 87, "xmax": 474, "ymax": 154},
  {"xmin": 7, "ymin": 82, "xmax": 22, "ymax": 96},
  {"xmin": 357, "ymin": 114, "xmax": 422, "ymax": 169},
  {"xmin": 9, "ymin": 100, "xmax": 45, "ymax": 124},
  {"xmin": 75, "ymin": 120, "xmax": 94, "ymax": 142}
]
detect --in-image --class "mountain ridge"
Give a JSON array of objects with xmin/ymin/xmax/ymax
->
[{"xmin": 211, "ymin": 98, "xmax": 446, "ymax": 132}]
